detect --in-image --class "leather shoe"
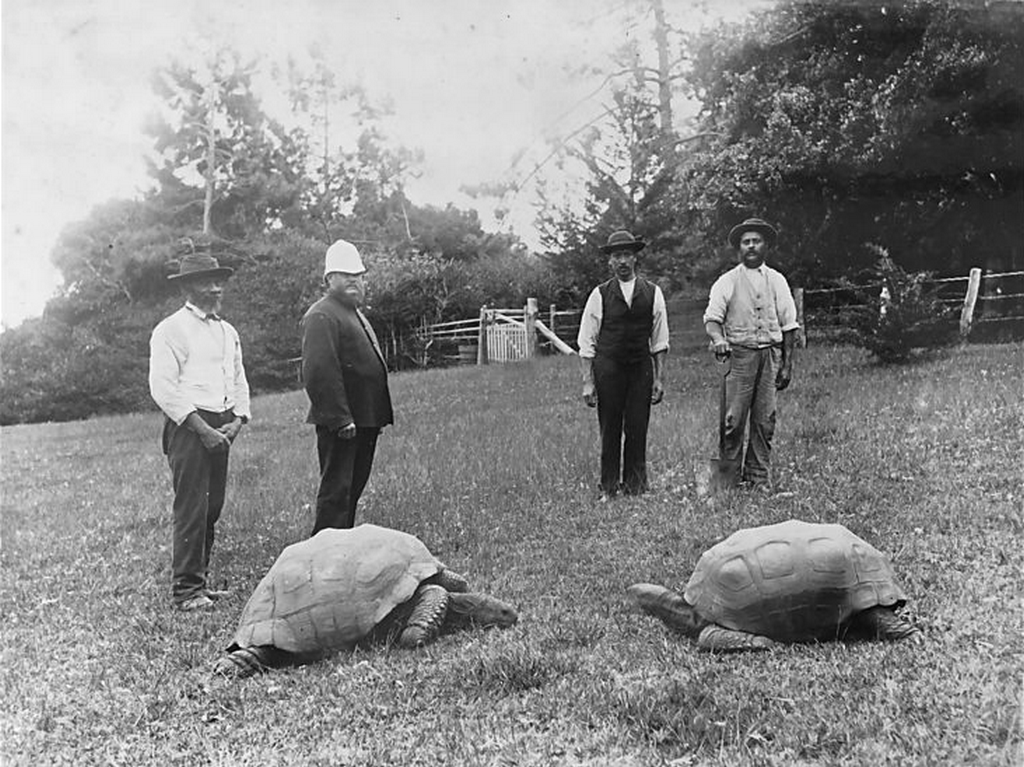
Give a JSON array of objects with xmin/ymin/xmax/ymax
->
[{"xmin": 177, "ymin": 594, "xmax": 214, "ymax": 612}]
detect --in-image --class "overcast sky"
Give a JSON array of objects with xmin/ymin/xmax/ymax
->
[{"xmin": 1, "ymin": 0, "xmax": 764, "ymax": 328}]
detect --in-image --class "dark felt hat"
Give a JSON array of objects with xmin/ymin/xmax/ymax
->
[
  {"xmin": 167, "ymin": 253, "xmax": 234, "ymax": 282},
  {"xmin": 728, "ymin": 218, "xmax": 777, "ymax": 249},
  {"xmin": 599, "ymin": 230, "xmax": 646, "ymax": 254}
]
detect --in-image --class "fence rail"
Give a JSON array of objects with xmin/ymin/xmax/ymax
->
[{"xmin": 409, "ymin": 268, "xmax": 1024, "ymax": 367}]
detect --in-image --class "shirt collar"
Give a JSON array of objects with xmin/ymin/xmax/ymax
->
[
  {"xmin": 740, "ymin": 263, "xmax": 767, "ymax": 276},
  {"xmin": 185, "ymin": 302, "xmax": 220, "ymax": 321}
]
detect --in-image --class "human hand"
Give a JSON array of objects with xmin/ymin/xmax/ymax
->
[
  {"xmin": 199, "ymin": 426, "xmax": 231, "ymax": 452},
  {"xmin": 582, "ymin": 381, "xmax": 597, "ymax": 408},
  {"xmin": 337, "ymin": 423, "xmax": 357, "ymax": 440},
  {"xmin": 651, "ymin": 380, "xmax": 664, "ymax": 405},
  {"xmin": 776, "ymin": 364, "xmax": 792, "ymax": 391},
  {"xmin": 217, "ymin": 419, "xmax": 243, "ymax": 444},
  {"xmin": 711, "ymin": 339, "xmax": 731, "ymax": 360}
]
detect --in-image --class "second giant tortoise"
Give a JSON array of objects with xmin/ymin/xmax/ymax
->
[
  {"xmin": 214, "ymin": 524, "xmax": 518, "ymax": 677},
  {"xmin": 628, "ymin": 519, "xmax": 918, "ymax": 650}
]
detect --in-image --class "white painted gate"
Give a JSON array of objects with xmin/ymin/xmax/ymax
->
[{"xmin": 486, "ymin": 323, "xmax": 528, "ymax": 362}]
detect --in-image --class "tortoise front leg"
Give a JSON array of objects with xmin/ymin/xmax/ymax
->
[
  {"xmin": 432, "ymin": 565, "xmax": 469, "ymax": 593},
  {"xmin": 697, "ymin": 625, "xmax": 775, "ymax": 652},
  {"xmin": 855, "ymin": 606, "xmax": 919, "ymax": 641},
  {"xmin": 399, "ymin": 584, "xmax": 449, "ymax": 648}
]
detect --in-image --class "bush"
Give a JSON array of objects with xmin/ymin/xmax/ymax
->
[{"xmin": 846, "ymin": 246, "xmax": 958, "ymax": 363}]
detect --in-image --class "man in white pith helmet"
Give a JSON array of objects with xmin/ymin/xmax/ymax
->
[{"xmin": 300, "ymin": 240, "xmax": 393, "ymax": 534}]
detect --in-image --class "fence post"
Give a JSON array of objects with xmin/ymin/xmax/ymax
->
[
  {"xmin": 524, "ymin": 298, "xmax": 538, "ymax": 359},
  {"xmin": 793, "ymin": 287, "xmax": 807, "ymax": 348},
  {"xmin": 477, "ymin": 305, "xmax": 489, "ymax": 365},
  {"xmin": 959, "ymin": 267, "xmax": 982, "ymax": 338},
  {"xmin": 550, "ymin": 304, "xmax": 557, "ymax": 337}
]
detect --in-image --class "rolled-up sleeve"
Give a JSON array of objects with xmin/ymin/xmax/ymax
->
[
  {"xmin": 576, "ymin": 288, "xmax": 603, "ymax": 359},
  {"xmin": 702, "ymin": 273, "xmax": 732, "ymax": 326},
  {"xmin": 650, "ymin": 287, "xmax": 670, "ymax": 354},
  {"xmin": 773, "ymin": 273, "xmax": 800, "ymax": 331}
]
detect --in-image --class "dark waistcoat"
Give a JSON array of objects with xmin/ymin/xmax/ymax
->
[{"xmin": 595, "ymin": 278, "xmax": 655, "ymax": 364}]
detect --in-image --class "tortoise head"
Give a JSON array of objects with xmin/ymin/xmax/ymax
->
[
  {"xmin": 445, "ymin": 592, "xmax": 519, "ymax": 631},
  {"xmin": 627, "ymin": 583, "xmax": 705, "ymax": 640}
]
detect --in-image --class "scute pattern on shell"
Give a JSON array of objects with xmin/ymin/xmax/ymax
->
[
  {"xmin": 229, "ymin": 525, "xmax": 442, "ymax": 654},
  {"xmin": 683, "ymin": 520, "xmax": 906, "ymax": 642}
]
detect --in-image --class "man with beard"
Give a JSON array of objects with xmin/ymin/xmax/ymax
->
[
  {"xmin": 301, "ymin": 239, "xmax": 394, "ymax": 535},
  {"xmin": 149, "ymin": 251, "xmax": 251, "ymax": 612},
  {"xmin": 703, "ymin": 217, "xmax": 799, "ymax": 491},
  {"xmin": 577, "ymin": 230, "xmax": 669, "ymax": 500}
]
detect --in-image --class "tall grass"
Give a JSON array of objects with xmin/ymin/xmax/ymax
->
[{"xmin": 2, "ymin": 343, "xmax": 1022, "ymax": 765}]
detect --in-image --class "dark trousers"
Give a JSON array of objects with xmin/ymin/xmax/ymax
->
[
  {"xmin": 163, "ymin": 410, "xmax": 232, "ymax": 603},
  {"xmin": 312, "ymin": 426, "xmax": 380, "ymax": 534},
  {"xmin": 593, "ymin": 355, "xmax": 653, "ymax": 495}
]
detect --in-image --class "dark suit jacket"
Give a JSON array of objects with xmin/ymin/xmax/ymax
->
[{"xmin": 301, "ymin": 294, "xmax": 394, "ymax": 430}]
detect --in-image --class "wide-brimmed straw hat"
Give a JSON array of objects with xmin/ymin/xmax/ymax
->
[
  {"xmin": 728, "ymin": 218, "xmax": 777, "ymax": 249},
  {"xmin": 599, "ymin": 230, "xmax": 646, "ymax": 254},
  {"xmin": 167, "ymin": 253, "xmax": 234, "ymax": 282}
]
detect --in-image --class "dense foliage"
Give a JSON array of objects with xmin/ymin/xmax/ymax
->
[
  {"xmin": 3, "ymin": 1, "xmax": 1022, "ymax": 423},
  {"xmin": 676, "ymin": 0, "xmax": 1024, "ymax": 285},
  {"xmin": 0, "ymin": 56, "xmax": 553, "ymax": 424},
  {"xmin": 538, "ymin": 0, "xmax": 1023, "ymax": 290}
]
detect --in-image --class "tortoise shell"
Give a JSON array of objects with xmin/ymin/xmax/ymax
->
[
  {"xmin": 683, "ymin": 520, "xmax": 907, "ymax": 642},
  {"xmin": 228, "ymin": 524, "xmax": 443, "ymax": 655}
]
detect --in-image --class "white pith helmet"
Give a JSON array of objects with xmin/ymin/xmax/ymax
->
[{"xmin": 323, "ymin": 239, "xmax": 366, "ymax": 282}]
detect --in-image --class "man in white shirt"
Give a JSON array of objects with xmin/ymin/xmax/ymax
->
[
  {"xmin": 703, "ymin": 218, "xmax": 799, "ymax": 490},
  {"xmin": 149, "ymin": 252, "xmax": 251, "ymax": 611},
  {"xmin": 577, "ymin": 230, "xmax": 669, "ymax": 499}
]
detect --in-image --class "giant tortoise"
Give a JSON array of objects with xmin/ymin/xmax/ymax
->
[
  {"xmin": 628, "ymin": 519, "xmax": 918, "ymax": 650},
  {"xmin": 214, "ymin": 524, "xmax": 518, "ymax": 677}
]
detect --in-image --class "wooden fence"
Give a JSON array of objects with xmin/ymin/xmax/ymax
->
[
  {"xmin": 800, "ymin": 268, "xmax": 1024, "ymax": 345},
  {"xmin": 410, "ymin": 267, "xmax": 1024, "ymax": 366}
]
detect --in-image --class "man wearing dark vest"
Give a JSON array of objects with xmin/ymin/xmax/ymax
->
[
  {"xmin": 703, "ymin": 217, "xmax": 799, "ymax": 490},
  {"xmin": 301, "ymin": 239, "xmax": 394, "ymax": 534},
  {"xmin": 577, "ymin": 230, "xmax": 669, "ymax": 499}
]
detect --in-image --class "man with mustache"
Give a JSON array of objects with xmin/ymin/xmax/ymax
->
[
  {"xmin": 704, "ymin": 217, "xmax": 799, "ymax": 491},
  {"xmin": 577, "ymin": 230, "xmax": 669, "ymax": 500}
]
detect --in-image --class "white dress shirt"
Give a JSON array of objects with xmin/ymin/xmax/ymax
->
[{"xmin": 149, "ymin": 303, "xmax": 252, "ymax": 424}]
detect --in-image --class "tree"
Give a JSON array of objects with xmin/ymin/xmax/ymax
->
[
  {"xmin": 148, "ymin": 50, "xmax": 308, "ymax": 240},
  {"xmin": 678, "ymin": 1, "xmax": 1024, "ymax": 283}
]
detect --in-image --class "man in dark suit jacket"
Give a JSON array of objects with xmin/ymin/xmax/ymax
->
[{"xmin": 301, "ymin": 239, "xmax": 394, "ymax": 534}]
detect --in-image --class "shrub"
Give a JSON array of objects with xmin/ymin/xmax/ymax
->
[{"xmin": 846, "ymin": 245, "xmax": 958, "ymax": 363}]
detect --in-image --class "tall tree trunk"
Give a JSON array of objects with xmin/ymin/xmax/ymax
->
[
  {"xmin": 203, "ymin": 81, "xmax": 216, "ymax": 235},
  {"xmin": 650, "ymin": 0, "xmax": 673, "ymax": 133}
]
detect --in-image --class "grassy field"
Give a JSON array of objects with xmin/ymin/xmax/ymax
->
[{"xmin": 2, "ymin": 343, "xmax": 1022, "ymax": 766}]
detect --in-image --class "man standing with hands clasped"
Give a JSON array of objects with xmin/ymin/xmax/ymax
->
[
  {"xmin": 149, "ymin": 251, "xmax": 251, "ymax": 612},
  {"xmin": 301, "ymin": 239, "xmax": 393, "ymax": 535},
  {"xmin": 577, "ymin": 230, "xmax": 669, "ymax": 500},
  {"xmin": 703, "ymin": 217, "xmax": 799, "ymax": 491}
]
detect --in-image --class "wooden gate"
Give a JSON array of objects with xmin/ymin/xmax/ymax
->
[{"xmin": 486, "ymin": 323, "xmax": 528, "ymax": 362}]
